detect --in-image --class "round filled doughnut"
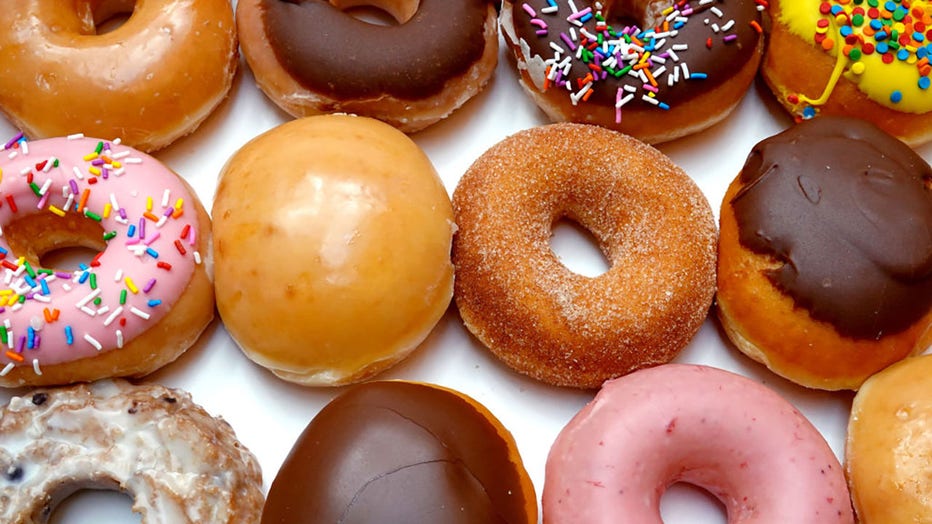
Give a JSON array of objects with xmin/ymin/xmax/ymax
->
[
  {"xmin": 846, "ymin": 354, "xmax": 932, "ymax": 522},
  {"xmin": 544, "ymin": 363, "xmax": 855, "ymax": 523},
  {"xmin": 0, "ymin": 0, "xmax": 238, "ymax": 152},
  {"xmin": 0, "ymin": 134, "xmax": 214, "ymax": 388},
  {"xmin": 762, "ymin": 0, "xmax": 932, "ymax": 145},
  {"xmin": 262, "ymin": 380, "xmax": 537, "ymax": 523},
  {"xmin": 0, "ymin": 379, "xmax": 264, "ymax": 522},
  {"xmin": 212, "ymin": 115, "xmax": 454, "ymax": 386},
  {"xmin": 716, "ymin": 116, "xmax": 932, "ymax": 391},
  {"xmin": 236, "ymin": 0, "xmax": 499, "ymax": 133},
  {"xmin": 452, "ymin": 123, "xmax": 717, "ymax": 389},
  {"xmin": 500, "ymin": 0, "xmax": 766, "ymax": 143}
]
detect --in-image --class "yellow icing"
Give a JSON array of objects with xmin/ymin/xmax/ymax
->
[{"xmin": 778, "ymin": 0, "xmax": 932, "ymax": 114}]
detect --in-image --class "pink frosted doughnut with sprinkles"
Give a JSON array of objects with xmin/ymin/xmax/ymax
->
[
  {"xmin": 500, "ymin": 0, "xmax": 766, "ymax": 143},
  {"xmin": 0, "ymin": 134, "xmax": 214, "ymax": 387}
]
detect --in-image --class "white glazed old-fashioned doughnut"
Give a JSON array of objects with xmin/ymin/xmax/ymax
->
[
  {"xmin": 0, "ymin": 135, "xmax": 214, "ymax": 387},
  {"xmin": 0, "ymin": 379, "xmax": 264, "ymax": 523},
  {"xmin": 544, "ymin": 364, "xmax": 855, "ymax": 523},
  {"xmin": 0, "ymin": 0, "xmax": 238, "ymax": 152}
]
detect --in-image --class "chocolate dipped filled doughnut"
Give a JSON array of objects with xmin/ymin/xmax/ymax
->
[
  {"xmin": 0, "ymin": 380, "xmax": 264, "ymax": 523},
  {"xmin": 717, "ymin": 116, "xmax": 932, "ymax": 390},
  {"xmin": 261, "ymin": 381, "xmax": 537, "ymax": 523},
  {"xmin": 452, "ymin": 123, "xmax": 717, "ymax": 388},
  {"xmin": 236, "ymin": 0, "xmax": 499, "ymax": 132},
  {"xmin": 500, "ymin": 0, "xmax": 766, "ymax": 143}
]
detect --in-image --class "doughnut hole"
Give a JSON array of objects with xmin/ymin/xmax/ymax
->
[
  {"xmin": 76, "ymin": 0, "xmax": 137, "ymax": 34},
  {"xmin": 331, "ymin": 0, "xmax": 417, "ymax": 24},
  {"xmin": 549, "ymin": 217, "xmax": 610, "ymax": 278},
  {"xmin": 3, "ymin": 213, "xmax": 105, "ymax": 272},
  {"xmin": 598, "ymin": 0, "xmax": 671, "ymax": 36},
  {"xmin": 50, "ymin": 489, "xmax": 140, "ymax": 524},
  {"xmin": 660, "ymin": 483, "xmax": 727, "ymax": 524}
]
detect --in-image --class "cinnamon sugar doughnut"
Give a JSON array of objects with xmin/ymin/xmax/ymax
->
[
  {"xmin": 0, "ymin": 379, "xmax": 264, "ymax": 523},
  {"xmin": 452, "ymin": 123, "xmax": 717, "ymax": 388}
]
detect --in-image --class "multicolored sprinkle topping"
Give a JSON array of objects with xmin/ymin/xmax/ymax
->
[
  {"xmin": 0, "ymin": 134, "xmax": 202, "ymax": 376},
  {"xmin": 514, "ymin": 0, "xmax": 765, "ymax": 121}
]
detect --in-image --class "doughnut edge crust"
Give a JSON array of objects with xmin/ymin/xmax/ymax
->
[
  {"xmin": 452, "ymin": 123, "xmax": 717, "ymax": 388},
  {"xmin": 544, "ymin": 363, "xmax": 855, "ymax": 523},
  {"xmin": 0, "ymin": 379, "xmax": 264, "ymax": 523}
]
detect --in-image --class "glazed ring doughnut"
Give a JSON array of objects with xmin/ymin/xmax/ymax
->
[
  {"xmin": 0, "ymin": 379, "xmax": 264, "ymax": 522},
  {"xmin": 262, "ymin": 380, "xmax": 537, "ymax": 523},
  {"xmin": 0, "ymin": 135, "xmax": 214, "ymax": 388},
  {"xmin": 236, "ymin": 0, "xmax": 499, "ymax": 132},
  {"xmin": 0, "ymin": 0, "xmax": 238, "ymax": 152},
  {"xmin": 500, "ymin": 0, "xmax": 766, "ymax": 143},
  {"xmin": 452, "ymin": 123, "xmax": 717, "ymax": 388},
  {"xmin": 544, "ymin": 364, "xmax": 855, "ymax": 523}
]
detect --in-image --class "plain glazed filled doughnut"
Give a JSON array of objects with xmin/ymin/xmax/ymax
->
[
  {"xmin": 846, "ymin": 354, "xmax": 932, "ymax": 523},
  {"xmin": 544, "ymin": 363, "xmax": 855, "ymax": 523},
  {"xmin": 236, "ymin": 0, "xmax": 499, "ymax": 133},
  {"xmin": 762, "ymin": 0, "xmax": 932, "ymax": 145},
  {"xmin": 0, "ymin": 135, "xmax": 214, "ymax": 388},
  {"xmin": 262, "ymin": 380, "xmax": 537, "ymax": 524},
  {"xmin": 212, "ymin": 115, "xmax": 454, "ymax": 386},
  {"xmin": 452, "ymin": 123, "xmax": 717, "ymax": 389},
  {"xmin": 0, "ymin": 0, "xmax": 238, "ymax": 152},
  {"xmin": 500, "ymin": 0, "xmax": 766, "ymax": 143},
  {"xmin": 0, "ymin": 379, "xmax": 264, "ymax": 523},
  {"xmin": 717, "ymin": 116, "xmax": 932, "ymax": 391}
]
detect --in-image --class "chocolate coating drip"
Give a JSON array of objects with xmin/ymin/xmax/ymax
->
[
  {"xmin": 261, "ymin": 381, "xmax": 532, "ymax": 524},
  {"xmin": 260, "ymin": 0, "xmax": 490, "ymax": 100},
  {"xmin": 732, "ymin": 116, "xmax": 932, "ymax": 340}
]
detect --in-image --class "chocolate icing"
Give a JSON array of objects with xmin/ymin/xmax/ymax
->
[
  {"xmin": 261, "ymin": 381, "xmax": 532, "ymax": 524},
  {"xmin": 731, "ymin": 116, "xmax": 932, "ymax": 340},
  {"xmin": 260, "ymin": 0, "xmax": 490, "ymax": 100},
  {"xmin": 510, "ymin": 0, "xmax": 761, "ymax": 108}
]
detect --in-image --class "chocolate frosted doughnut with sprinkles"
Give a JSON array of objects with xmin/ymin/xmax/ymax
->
[
  {"xmin": 762, "ymin": 0, "xmax": 932, "ymax": 145},
  {"xmin": 0, "ymin": 134, "xmax": 214, "ymax": 387},
  {"xmin": 500, "ymin": 0, "xmax": 766, "ymax": 143}
]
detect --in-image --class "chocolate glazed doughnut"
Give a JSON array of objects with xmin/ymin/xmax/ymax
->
[
  {"xmin": 717, "ymin": 116, "xmax": 932, "ymax": 390},
  {"xmin": 237, "ymin": 0, "xmax": 499, "ymax": 132}
]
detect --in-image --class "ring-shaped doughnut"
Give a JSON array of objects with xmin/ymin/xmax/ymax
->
[
  {"xmin": 452, "ymin": 123, "xmax": 716, "ymax": 388},
  {"xmin": 544, "ymin": 364, "xmax": 855, "ymax": 523},
  {"xmin": 0, "ymin": 0, "xmax": 238, "ymax": 152}
]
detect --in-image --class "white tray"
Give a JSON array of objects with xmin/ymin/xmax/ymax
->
[{"xmin": 4, "ymin": 21, "xmax": 926, "ymax": 524}]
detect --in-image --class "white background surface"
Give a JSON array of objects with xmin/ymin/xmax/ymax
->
[{"xmin": 3, "ymin": 14, "xmax": 927, "ymax": 523}]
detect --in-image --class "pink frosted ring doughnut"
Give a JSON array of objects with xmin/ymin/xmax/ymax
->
[
  {"xmin": 544, "ymin": 364, "xmax": 855, "ymax": 523},
  {"xmin": 0, "ymin": 135, "xmax": 214, "ymax": 387}
]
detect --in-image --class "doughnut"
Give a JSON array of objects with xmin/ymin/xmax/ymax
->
[
  {"xmin": 0, "ymin": 0, "xmax": 238, "ymax": 152},
  {"xmin": 236, "ymin": 0, "xmax": 499, "ymax": 133},
  {"xmin": 762, "ymin": 0, "xmax": 932, "ymax": 145},
  {"xmin": 499, "ymin": 0, "xmax": 766, "ymax": 143},
  {"xmin": 0, "ymin": 134, "xmax": 214, "ymax": 388},
  {"xmin": 452, "ymin": 123, "xmax": 717, "ymax": 389},
  {"xmin": 213, "ymin": 115, "xmax": 454, "ymax": 386},
  {"xmin": 716, "ymin": 116, "xmax": 932, "ymax": 391},
  {"xmin": 0, "ymin": 379, "xmax": 264, "ymax": 522},
  {"xmin": 544, "ymin": 363, "xmax": 855, "ymax": 523},
  {"xmin": 262, "ymin": 380, "xmax": 537, "ymax": 523},
  {"xmin": 846, "ymin": 354, "xmax": 932, "ymax": 522}
]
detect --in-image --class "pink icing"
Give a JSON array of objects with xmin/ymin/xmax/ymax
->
[
  {"xmin": 0, "ymin": 136, "xmax": 202, "ymax": 376},
  {"xmin": 544, "ymin": 364, "xmax": 855, "ymax": 523}
]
